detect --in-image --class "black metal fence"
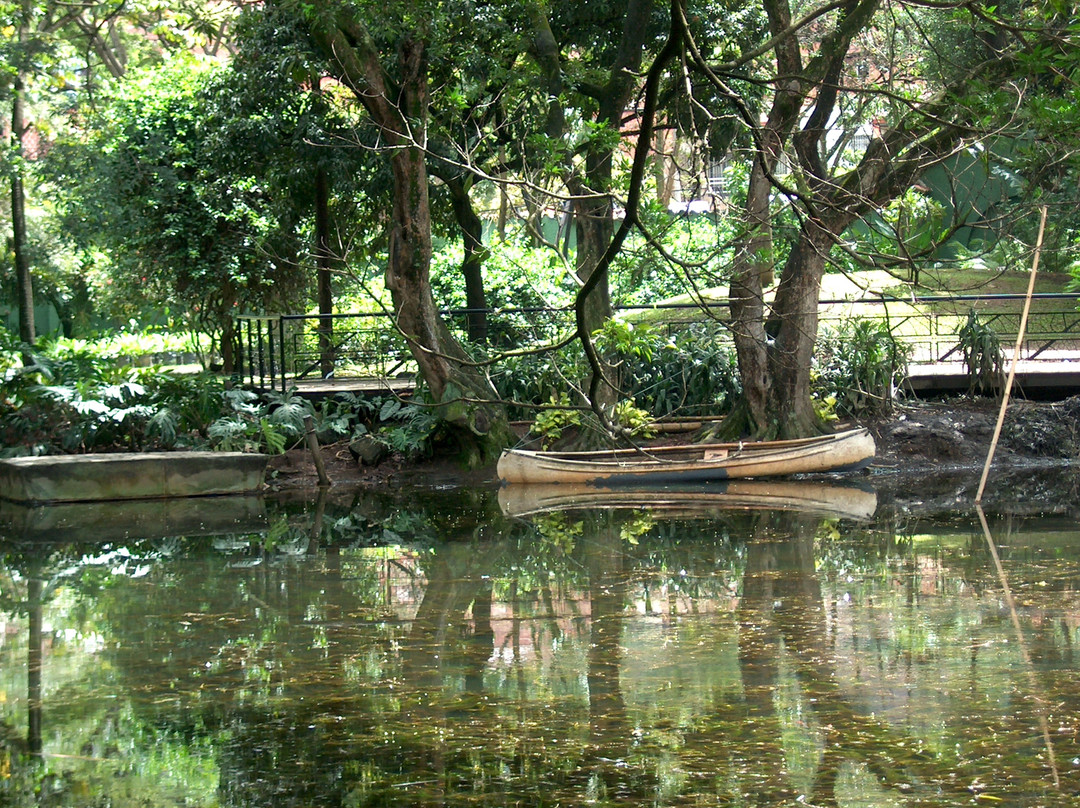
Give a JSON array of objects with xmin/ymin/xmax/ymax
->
[{"xmin": 235, "ymin": 294, "xmax": 1080, "ymax": 393}]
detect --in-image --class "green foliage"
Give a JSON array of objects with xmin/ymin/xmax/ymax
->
[
  {"xmin": 613, "ymin": 398, "xmax": 656, "ymax": 438},
  {"xmin": 843, "ymin": 189, "xmax": 949, "ymax": 278},
  {"xmin": 369, "ymin": 396, "xmax": 443, "ymax": 458},
  {"xmin": 204, "ymin": 389, "xmax": 316, "ymax": 455},
  {"xmin": 0, "ymin": 337, "xmax": 232, "ymax": 456},
  {"xmin": 815, "ymin": 320, "xmax": 910, "ymax": 417},
  {"xmin": 308, "ymin": 392, "xmax": 374, "ymax": 444},
  {"xmin": 593, "ymin": 317, "xmax": 655, "ymax": 361},
  {"xmin": 610, "ymin": 207, "xmax": 738, "ymax": 305},
  {"xmin": 492, "ymin": 344, "xmax": 588, "ymax": 422},
  {"xmin": 40, "ymin": 55, "xmax": 308, "ymax": 355},
  {"xmin": 1, "ymin": 328, "xmax": 454, "ymax": 457},
  {"xmin": 957, "ymin": 310, "xmax": 1005, "ymax": 396},
  {"xmin": 492, "ymin": 319, "xmax": 740, "ymax": 423},
  {"xmin": 429, "ymin": 241, "xmax": 575, "ymax": 346},
  {"xmin": 626, "ymin": 323, "xmax": 741, "ymax": 418},
  {"xmin": 207, "ymin": 412, "xmax": 288, "ymax": 454},
  {"xmin": 531, "ymin": 393, "xmax": 582, "ymax": 448},
  {"xmin": 48, "ymin": 330, "xmax": 200, "ymax": 361}
]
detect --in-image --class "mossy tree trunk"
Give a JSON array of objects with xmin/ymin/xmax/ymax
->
[{"xmin": 304, "ymin": 4, "xmax": 511, "ymax": 464}]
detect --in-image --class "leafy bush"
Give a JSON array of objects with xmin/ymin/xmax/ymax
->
[
  {"xmin": 1, "ymin": 331, "xmax": 446, "ymax": 457},
  {"xmin": 532, "ymin": 393, "xmax": 583, "ymax": 448},
  {"xmin": 624, "ymin": 323, "xmax": 740, "ymax": 418},
  {"xmin": 613, "ymin": 398, "xmax": 656, "ymax": 438},
  {"xmin": 815, "ymin": 319, "xmax": 910, "ymax": 417},
  {"xmin": 957, "ymin": 310, "xmax": 1004, "ymax": 396},
  {"xmin": 207, "ymin": 411, "xmax": 289, "ymax": 454},
  {"xmin": 204, "ymin": 389, "xmax": 313, "ymax": 455},
  {"xmin": 491, "ymin": 343, "xmax": 587, "ymax": 421},
  {"xmin": 0, "ymin": 340, "xmax": 234, "ymax": 456},
  {"xmin": 368, "ymin": 396, "xmax": 443, "ymax": 458},
  {"xmin": 492, "ymin": 319, "xmax": 739, "ymax": 423}
]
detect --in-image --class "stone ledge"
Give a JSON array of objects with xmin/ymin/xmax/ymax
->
[{"xmin": 0, "ymin": 452, "xmax": 269, "ymax": 504}]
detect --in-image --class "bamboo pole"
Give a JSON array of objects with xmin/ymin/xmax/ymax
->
[
  {"xmin": 975, "ymin": 505, "xmax": 1060, "ymax": 788},
  {"xmin": 974, "ymin": 206, "xmax": 1048, "ymax": 504}
]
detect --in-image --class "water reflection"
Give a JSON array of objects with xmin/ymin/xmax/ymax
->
[
  {"xmin": 1, "ymin": 480, "xmax": 1079, "ymax": 805},
  {"xmin": 499, "ymin": 479, "xmax": 879, "ymax": 520}
]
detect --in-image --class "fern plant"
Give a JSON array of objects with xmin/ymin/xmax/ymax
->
[
  {"xmin": 207, "ymin": 415, "xmax": 287, "ymax": 454},
  {"xmin": 204, "ymin": 388, "xmax": 311, "ymax": 454}
]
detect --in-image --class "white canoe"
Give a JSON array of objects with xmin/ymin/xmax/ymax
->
[{"xmin": 497, "ymin": 427, "xmax": 876, "ymax": 486}]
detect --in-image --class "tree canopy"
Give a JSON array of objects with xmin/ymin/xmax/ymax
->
[{"xmin": 3, "ymin": 0, "xmax": 1079, "ymax": 457}]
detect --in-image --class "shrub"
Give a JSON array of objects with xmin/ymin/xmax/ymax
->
[
  {"xmin": 625, "ymin": 323, "xmax": 740, "ymax": 418},
  {"xmin": 815, "ymin": 319, "xmax": 909, "ymax": 417},
  {"xmin": 368, "ymin": 395, "xmax": 443, "ymax": 458},
  {"xmin": 957, "ymin": 310, "xmax": 1004, "ymax": 396},
  {"xmin": 492, "ymin": 319, "xmax": 740, "ymax": 423},
  {"xmin": 0, "ymin": 341, "xmax": 233, "ymax": 456},
  {"xmin": 531, "ymin": 393, "xmax": 583, "ymax": 448}
]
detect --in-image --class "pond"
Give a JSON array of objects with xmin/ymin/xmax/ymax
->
[{"xmin": 2, "ymin": 473, "xmax": 1080, "ymax": 806}]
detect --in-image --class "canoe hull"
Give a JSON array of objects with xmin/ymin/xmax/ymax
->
[{"xmin": 497, "ymin": 428, "xmax": 875, "ymax": 486}]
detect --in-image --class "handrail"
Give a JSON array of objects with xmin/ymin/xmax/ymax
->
[{"xmin": 233, "ymin": 293, "xmax": 1080, "ymax": 391}]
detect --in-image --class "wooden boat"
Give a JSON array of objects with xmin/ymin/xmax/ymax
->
[
  {"xmin": 496, "ymin": 427, "xmax": 875, "ymax": 486},
  {"xmin": 499, "ymin": 479, "xmax": 878, "ymax": 521}
]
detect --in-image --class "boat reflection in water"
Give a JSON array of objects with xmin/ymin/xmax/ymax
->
[{"xmin": 499, "ymin": 478, "xmax": 878, "ymax": 521}]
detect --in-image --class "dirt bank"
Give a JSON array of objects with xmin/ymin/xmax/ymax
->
[{"xmin": 868, "ymin": 396, "xmax": 1080, "ymax": 472}]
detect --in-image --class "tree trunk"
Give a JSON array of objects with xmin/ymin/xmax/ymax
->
[
  {"xmin": 11, "ymin": 78, "xmax": 35, "ymax": 357},
  {"xmin": 385, "ymin": 130, "xmax": 509, "ymax": 461},
  {"xmin": 570, "ymin": 162, "xmax": 617, "ymax": 413},
  {"xmin": 315, "ymin": 167, "xmax": 334, "ymax": 378},
  {"xmin": 766, "ymin": 221, "xmax": 833, "ymax": 437},
  {"xmin": 221, "ymin": 317, "xmax": 236, "ymax": 375},
  {"xmin": 721, "ymin": 0, "xmax": 872, "ymax": 439},
  {"xmin": 446, "ymin": 176, "xmax": 488, "ymax": 344},
  {"xmin": 726, "ymin": 142, "xmax": 787, "ymax": 436},
  {"xmin": 306, "ymin": 7, "xmax": 511, "ymax": 464},
  {"xmin": 652, "ymin": 125, "xmax": 677, "ymax": 207}
]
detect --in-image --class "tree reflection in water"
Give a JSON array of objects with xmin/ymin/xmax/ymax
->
[{"xmin": 1, "ymin": 484, "xmax": 1079, "ymax": 806}]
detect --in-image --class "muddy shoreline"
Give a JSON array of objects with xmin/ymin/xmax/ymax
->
[{"xmin": 266, "ymin": 396, "xmax": 1080, "ymax": 518}]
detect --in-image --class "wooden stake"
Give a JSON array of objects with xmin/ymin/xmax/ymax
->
[
  {"xmin": 975, "ymin": 205, "xmax": 1048, "ymax": 503},
  {"xmin": 303, "ymin": 415, "xmax": 332, "ymax": 487}
]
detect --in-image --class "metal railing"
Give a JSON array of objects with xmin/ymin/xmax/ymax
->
[{"xmin": 235, "ymin": 294, "xmax": 1080, "ymax": 392}]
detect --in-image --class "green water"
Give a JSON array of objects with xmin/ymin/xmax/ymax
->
[{"xmin": 2, "ymin": 479, "xmax": 1080, "ymax": 806}]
